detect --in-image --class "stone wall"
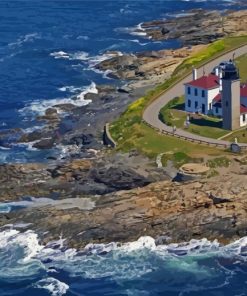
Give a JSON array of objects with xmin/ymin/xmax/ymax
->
[{"xmin": 103, "ymin": 123, "xmax": 117, "ymax": 148}]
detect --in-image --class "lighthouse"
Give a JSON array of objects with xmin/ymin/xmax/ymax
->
[{"xmin": 221, "ymin": 60, "xmax": 241, "ymax": 130}]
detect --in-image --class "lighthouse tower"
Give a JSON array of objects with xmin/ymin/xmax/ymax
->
[{"xmin": 221, "ymin": 60, "xmax": 241, "ymax": 130}]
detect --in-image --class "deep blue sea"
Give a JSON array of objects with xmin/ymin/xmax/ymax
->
[
  {"xmin": 1, "ymin": 0, "xmax": 247, "ymax": 295},
  {"xmin": 0, "ymin": 0, "xmax": 245, "ymax": 162}
]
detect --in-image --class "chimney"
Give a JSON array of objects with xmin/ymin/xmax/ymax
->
[
  {"xmin": 215, "ymin": 67, "xmax": 219, "ymax": 77},
  {"xmin": 219, "ymin": 79, "xmax": 222, "ymax": 92},
  {"xmin": 192, "ymin": 68, "xmax": 197, "ymax": 81},
  {"xmin": 219, "ymin": 68, "xmax": 223, "ymax": 92}
]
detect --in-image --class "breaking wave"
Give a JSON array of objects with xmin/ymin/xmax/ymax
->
[
  {"xmin": 1, "ymin": 228, "xmax": 247, "ymax": 295},
  {"xmin": 50, "ymin": 51, "xmax": 89, "ymax": 61},
  {"xmin": 20, "ymin": 82, "xmax": 97, "ymax": 116},
  {"xmin": 115, "ymin": 23, "xmax": 147, "ymax": 37}
]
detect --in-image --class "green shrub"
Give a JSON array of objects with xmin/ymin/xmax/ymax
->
[{"xmin": 207, "ymin": 157, "xmax": 231, "ymax": 168}]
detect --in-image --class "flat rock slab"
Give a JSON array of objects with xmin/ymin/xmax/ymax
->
[{"xmin": 180, "ymin": 163, "xmax": 210, "ymax": 175}]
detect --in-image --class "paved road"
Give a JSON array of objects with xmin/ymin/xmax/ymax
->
[{"xmin": 143, "ymin": 44, "xmax": 247, "ymax": 147}]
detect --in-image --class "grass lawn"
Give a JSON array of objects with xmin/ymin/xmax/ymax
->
[
  {"xmin": 111, "ymin": 120, "xmax": 225, "ymax": 159},
  {"xmin": 236, "ymin": 53, "xmax": 247, "ymax": 82},
  {"xmin": 207, "ymin": 157, "xmax": 231, "ymax": 168},
  {"xmin": 109, "ymin": 36, "xmax": 247, "ymax": 159},
  {"xmin": 159, "ymin": 96, "xmax": 229, "ymax": 139},
  {"xmin": 222, "ymin": 128, "xmax": 247, "ymax": 143},
  {"xmin": 161, "ymin": 151, "xmax": 204, "ymax": 168},
  {"xmin": 174, "ymin": 36, "xmax": 247, "ymax": 77}
]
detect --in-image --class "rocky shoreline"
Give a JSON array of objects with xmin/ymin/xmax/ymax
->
[
  {"xmin": 1, "ymin": 156, "xmax": 247, "ymax": 249},
  {"xmin": 134, "ymin": 9, "xmax": 247, "ymax": 44},
  {"xmin": 1, "ymin": 8, "xmax": 247, "ymax": 248}
]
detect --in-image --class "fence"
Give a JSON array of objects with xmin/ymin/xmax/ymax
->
[{"xmin": 142, "ymin": 120, "xmax": 247, "ymax": 150}]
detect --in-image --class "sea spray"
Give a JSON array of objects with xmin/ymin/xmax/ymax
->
[
  {"xmin": 1, "ymin": 228, "xmax": 247, "ymax": 295},
  {"xmin": 20, "ymin": 82, "xmax": 97, "ymax": 116}
]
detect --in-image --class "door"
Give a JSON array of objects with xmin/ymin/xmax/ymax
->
[{"xmin": 202, "ymin": 104, "xmax": 205, "ymax": 114}]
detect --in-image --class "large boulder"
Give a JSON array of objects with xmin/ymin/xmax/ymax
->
[
  {"xmin": 19, "ymin": 130, "xmax": 43, "ymax": 143},
  {"xmin": 33, "ymin": 138, "xmax": 55, "ymax": 149},
  {"xmin": 68, "ymin": 134, "xmax": 95, "ymax": 147},
  {"xmin": 90, "ymin": 166, "xmax": 152, "ymax": 191}
]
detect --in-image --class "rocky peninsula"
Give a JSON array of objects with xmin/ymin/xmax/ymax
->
[
  {"xmin": 135, "ymin": 9, "xmax": 247, "ymax": 44},
  {"xmin": 1, "ymin": 8, "xmax": 247, "ymax": 249}
]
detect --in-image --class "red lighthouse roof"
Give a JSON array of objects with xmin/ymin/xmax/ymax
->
[
  {"xmin": 241, "ymin": 85, "xmax": 247, "ymax": 97},
  {"xmin": 240, "ymin": 104, "xmax": 247, "ymax": 114},
  {"xmin": 185, "ymin": 74, "xmax": 219, "ymax": 90}
]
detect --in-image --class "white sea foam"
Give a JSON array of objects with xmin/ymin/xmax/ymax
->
[
  {"xmin": 0, "ymin": 229, "xmax": 43, "ymax": 261},
  {"xmin": 88, "ymin": 51, "xmax": 123, "ymax": 67},
  {"xmin": 1, "ymin": 227, "xmax": 247, "ymax": 295},
  {"xmin": 130, "ymin": 31, "xmax": 147, "ymax": 37},
  {"xmin": 23, "ymin": 124, "xmax": 44, "ymax": 134},
  {"xmin": 21, "ymin": 82, "xmax": 97, "ymax": 115},
  {"xmin": 50, "ymin": 51, "xmax": 70, "ymax": 59},
  {"xmin": 136, "ymin": 23, "xmax": 145, "ymax": 31},
  {"xmin": 76, "ymin": 35, "xmax": 89, "ymax": 40},
  {"xmin": 16, "ymin": 139, "xmax": 43, "ymax": 151},
  {"xmin": 36, "ymin": 277, "xmax": 69, "ymax": 296},
  {"xmin": 50, "ymin": 49, "xmax": 123, "ymax": 80},
  {"xmin": 50, "ymin": 50, "xmax": 89, "ymax": 61},
  {"xmin": 116, "ymin": 22, "xmax": 148, "ymax": 37},
  {"xmin": 0, "ymin": 146, "xmax": 11, "ymax": 150},
  {"xmin": 58, "ymin": 85, "xmax": 82, "ymax": 93},
  {"xmin": 90, "ymin": 67, "xmax": 114, "ymax": 79},
  {"xmin": 130, "ymin": 39, "xmax": 149, "ymax": 46},
  {"xmin": 84, "ymin": 51, "xmax": 123, "ymax": 79},
  {"xmin": 8, "ymin": 33, "xmax": 41, "ymax": 48}
]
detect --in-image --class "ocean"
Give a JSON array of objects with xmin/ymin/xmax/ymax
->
[
  {"xmin": 1, "ymin": 0, "xmax": 247, "ymax": 295},
  {"xmin": 0, "ymin": 0, "xmax": 244, "ymax": 162}
]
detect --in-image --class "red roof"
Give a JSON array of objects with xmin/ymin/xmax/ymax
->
[
  {"xmin": 241, "ymin": 85, "xmax": 247, "ymax": 97},
  {"xmin": 241, "ymin": 104, "xmax": 247, "ymax": 114},
  {"xmin": 212, "ymin": 94, "xmax": 247, "ymax": 114},
  {"xmin": 213, "ymin": 93, "xmax": 221, "ymax": 103},
  {"xmin": 186, "ymin": 74, "xmax": 219, "ymax": 90}
]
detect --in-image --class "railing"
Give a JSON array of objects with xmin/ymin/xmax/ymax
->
[
  {"xmin": 142, "ymin": 120, "xmax": 247, "ymax": 150},
  {"xmin": 141, "ymin": 41, "xmax": 247, "ymax": 149}
]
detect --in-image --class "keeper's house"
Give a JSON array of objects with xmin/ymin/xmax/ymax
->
[{"xmin": 184, "ymin": 60, "xmax": 247, "ymax": 130}]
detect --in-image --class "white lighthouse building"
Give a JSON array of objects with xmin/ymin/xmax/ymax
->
[{"xmin": 184, "ymin": 60, "xmax": 247, "ymax": 130}]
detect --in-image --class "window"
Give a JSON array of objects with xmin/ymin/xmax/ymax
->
[
  {"xmin": 209, "ymin": 103, "xmax": 212, "ymax": 110},
  {"xmin": 202, "ymin": 90, "xmax": 205, "ymax": 97},
  {"xmin": 195, "ymin": 101, "xmax": 198, "ymax": 109},
  {"xmin": 216, "ymin": 107, "xmax": 218, "ymax": 114},
  {"xmin": 187, "ymin": 87, "xmax": 191, "ymax": 95},
  {"xmin": 243, "ymin": 114, "xmax": 246, "ymax": 122},
  {"xmin": 188, "ymin": 99, "xmax": 191, "ymax": 108},
  {"xmin": 194, "ymin": 88, "xmax": 198, "ymax": 96},
  {"xmin": 226, "ymin": 101, "xmax": 228, "ymax": 107}
]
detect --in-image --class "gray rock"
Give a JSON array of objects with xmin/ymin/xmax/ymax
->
[{"xmin": 33, "ymin": 138, "xmax": 55, "ymax": 149}]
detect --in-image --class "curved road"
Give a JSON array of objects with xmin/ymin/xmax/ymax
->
[{"xmin": 143, "ymin": 44, "xmax": 247, "ymax": 147}]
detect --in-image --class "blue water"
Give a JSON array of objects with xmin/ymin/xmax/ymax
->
[
  {"xmin": 2, "ymin": 230, "xmax": 247, "ymax": 296},
  {"xmin": 1, "ymin": 0, "xmax": 247, "ymax": 295},
  {"xmin": 0, "ymin": 0, "xmax": 244, "ymax": 162}
]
